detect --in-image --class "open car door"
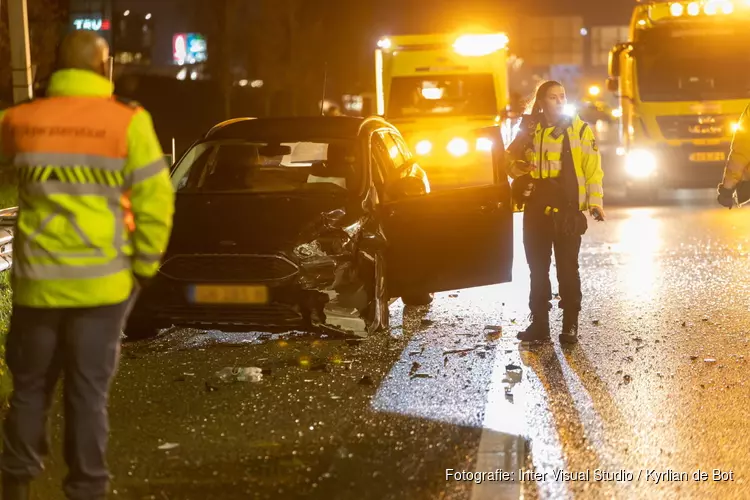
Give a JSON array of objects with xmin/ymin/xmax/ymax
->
[{"xmin": 382, "ymin": 126, "xmax": 513, "ymax": 298}]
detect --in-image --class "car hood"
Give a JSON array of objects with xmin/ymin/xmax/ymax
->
[{"xmin": 166, "ymin": 192, "xmax": 349, "ymax": 255}]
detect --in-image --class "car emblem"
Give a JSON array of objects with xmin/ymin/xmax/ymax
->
[{"xmin": 220, "ymin": 240, "xmax": 236, "ymax": 246}]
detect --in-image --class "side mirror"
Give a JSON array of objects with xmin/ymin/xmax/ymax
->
[
  {"xmin": 606, "ymin": 77, "xmax": 619, "ymax": 93},
  {"xmin": 388, "ymin": 175, "xmax": 428, "ymax": 200},
  {"xmin": 608, "ymin": 42, "xmax": 632, "ymax": 79}
]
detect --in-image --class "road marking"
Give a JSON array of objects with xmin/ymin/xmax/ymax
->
[{"xmin": 470, "ymin": 339, "xmax": 526, "ymax": 500}]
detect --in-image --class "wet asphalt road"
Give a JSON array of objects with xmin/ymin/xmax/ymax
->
[{"xmin": 23, "ymin": 187, "xmax": 750, "ymax": 500}]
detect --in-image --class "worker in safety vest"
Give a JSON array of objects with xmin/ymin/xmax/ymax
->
[
  {"xmin": 718, "ymin": 103, "xmax": 750, "ymax": 208},
  {"xmin": 506, "ymin": 80, "xmax": 604, "ymax": 345},
  {"xmin": 0, "ymin": 31, "xmax": 174, "ymax": 500}
]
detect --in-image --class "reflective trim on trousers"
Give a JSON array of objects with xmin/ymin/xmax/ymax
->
[
  {"xmin": 13, "ymin": 152, "xmax": 126, "ymax": 171},
  {"xmin": 126, "ymin": 158, "xmax": 168, "ymax": 187},
  {"xmin": 13, "ymin": 255, "xmax": 130, "ymax": 280}
]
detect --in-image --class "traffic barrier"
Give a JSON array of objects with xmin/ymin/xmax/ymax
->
[{"xmin": 0, "ymin": 207, "xmax": 17, "ymax": 273}]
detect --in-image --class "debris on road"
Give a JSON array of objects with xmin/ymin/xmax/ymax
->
[
  {"xmin": 444, "ymin": 348, "xmax": 476, "ymax": 355},
  {"xmin": 214, "ymin": 367, "xmax": 263, "ymax": 383},
  {"xmin": 409, "ymin": 361, "xmax": 421, "ymax": 377},
  {"xmin": 484, "ymin": 325, "xmax": 503, "ymax": 341},
  {"xmin": 411, "ymin": 373, "xmax": 432, "ymax": 379},
  {"xmin": 310, "ymin": 363, "xmax": 331, "ymax": 373},
  {"xmin": 506, "ymin": 363, "xmax": 522, "ymax": 371},
  {"xmin": 358, "ymin": 375, "xmax": 374, "ymax": 386},
  {"xmin": 690, "ymin": 355, "xmax": 699, "ymax": 361},
  {"xmin": 592, "ymin": 319, "xmax": 601, "ymax": 326},
  {"xmin": 704, "ymin": 358, "xmax": 717, "ymax": 363},
  {"xmin": 623, "ymin": 374, "xmax": 632, "ymax": 384},
  {"xmin": 449, "ymin": 294, "xmax": 459, "ymax": 298},
  {"xmin": 420, "ymin": 319, "xmax": 435, "ymax": 327},
  {"xmin": 158, "ymin": 442, "xmax": 180, "ymax": 451}
]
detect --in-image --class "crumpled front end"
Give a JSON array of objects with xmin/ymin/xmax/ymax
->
[{"xmin": 292, "ymin": 210, "xmax": 379, "ymax": 338}]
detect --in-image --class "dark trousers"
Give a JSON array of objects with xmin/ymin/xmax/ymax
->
[
  {"xmin": 523, "ymin": 208, "xmax": 582, "ymax": 315},
  {"xmin": 1, "ymin": 298, "xmax": 133, "ymax": 500}
]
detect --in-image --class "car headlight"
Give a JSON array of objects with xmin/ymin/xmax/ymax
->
[
  {"xmin": 415, "ymin": 140, "xmax": 432, "ymax": 155},
  {"xmin": 447, "ymin": 138, "xmax": 469, "ymax": 157},
  {"xmin": 476, "ymin": 137, "xmax": 493, "ymax": 152},
  {"xmin": 625, "ymin": 149, "xmax": 657, "ymax": 178}
]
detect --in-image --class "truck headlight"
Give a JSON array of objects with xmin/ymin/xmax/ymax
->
[
  {"xmin": 625, "ymin": 149, "xmax": 657, "ymax": 178},
  {"xmin": 476, "ymin": 137, "xmax": 493, "ymax": 152},
  {"xmin": 415, "ymin": 140, "xmax": 432, "ymax": 155},
  {"xmin": 447, "ymin": 138, "xmax": 469, "ymax": 157}
]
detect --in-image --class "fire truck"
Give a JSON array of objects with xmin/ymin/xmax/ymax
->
[
  {"xmin": 607, "ymin": 0, "xmax": 750, "ymax": 200},
  {"xmin": 374, "ymin": 32, "xmax": 511, "ymax": 187}
]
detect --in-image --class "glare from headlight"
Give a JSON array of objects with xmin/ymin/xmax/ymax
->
[
  {"xmin": 447, "ymin": 138, "xmax": 469, "ymax": 157},
  {"xmin": 476, "ymin": 137, "xmax": 493, "ymax": 152},
  {"xmin": 731, "ymin": 121, "xmax": 742, "ymax": 133},
  {"xmin": 625, "ymin": 149, "xmax": 657, "ymax": 178},
  {"xmin": 415, "ymin": 140, "xmax": 432, "ymax": 155}
]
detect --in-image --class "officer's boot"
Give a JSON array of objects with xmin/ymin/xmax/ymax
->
[
  {"xmin": 2, "ymin": 473, "xmax": 30, "ymax": 500},
  {"xmin": 516, "ymin": 310, "xmax": 550, "ymax": 342},
  {"xmin": 559, "ymin": 309, "xmax": 579, "ymax": 345}
]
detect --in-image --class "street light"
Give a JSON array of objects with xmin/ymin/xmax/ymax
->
[{"xmin": 588, "ymin": 85, "xmax": 601, "ymax": 97}]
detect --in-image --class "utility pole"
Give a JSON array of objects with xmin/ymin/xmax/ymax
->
[{"xmin": 7, "ymin": 0, "xmax": 34, "ymax": 103}]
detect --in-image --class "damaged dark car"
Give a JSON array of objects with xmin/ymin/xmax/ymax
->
[{"xmin": 124, "ymin": 116, "xmax": 514, "ymax": 340}]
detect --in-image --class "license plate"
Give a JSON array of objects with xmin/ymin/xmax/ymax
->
[
  {"xmin": 190, "ymin": 285, "xmax": 269, "ymax": 304},
  {"xmin": 689, "ymin": 152, "xmax": 726, "ymax": 162}
]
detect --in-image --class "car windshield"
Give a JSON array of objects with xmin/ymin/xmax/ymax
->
[
  {"xmin": 387, "ymin": 74, "xmax": 497, "ymax": 118},
  {"xmin": 635, "ymin": 24, "xmax": 750, "ymax": 102},
  {"xmin": 171, "ymin": 139, "xmax": 359, "ymax": 194}
]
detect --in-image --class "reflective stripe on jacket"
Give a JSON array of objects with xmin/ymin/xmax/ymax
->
[
  {"xmin": 507, "ymin": 115, "xmax": 604, "ymax": 210},
  {"xmin": 723, "ymin": 104, "xmax": 750, "ymax": 184},
  {"xmin": 0, "ymin": 69, "xmax": 175, "ymax": 308}
]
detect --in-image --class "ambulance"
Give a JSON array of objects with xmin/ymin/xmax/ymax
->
[
  {"xmin": 607, "ymin": 0, "xmax": 750, "ymax": 200},
  {"xmin": 374, "ymin": 32, "xmax": 512, "ymax": 187}
]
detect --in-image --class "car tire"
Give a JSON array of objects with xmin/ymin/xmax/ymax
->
[
  {"xmin": 401, "ymin": 293, "xmax": 434, "ymax": 306},
  {"xmin": 123, "ymin": 316, "xmax": 162, "ymax": 341}
]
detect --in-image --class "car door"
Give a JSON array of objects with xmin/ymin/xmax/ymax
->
[{"xmin": 380, "ymin": 126, "xmax": 514, "ymax": 297}]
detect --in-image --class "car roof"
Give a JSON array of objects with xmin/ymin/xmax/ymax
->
[{"xmin": 204, "ymin": 116, "xmax": 395, "ymax": 141}]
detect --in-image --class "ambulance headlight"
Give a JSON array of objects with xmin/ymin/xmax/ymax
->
[
  {"xmin": 415, "ymin": 140, "xmax": 432, "ymax": 155},
  {"xmin": 625, "ymin": 149, "xmax": 657, "ymax": 178},
  {"xmin": 447, "ymin": 138, "xmax": 469, "ymax": 157},
  {"xmin": 476, "ymin": 137, "xmax": 493, "ymax": 152}
]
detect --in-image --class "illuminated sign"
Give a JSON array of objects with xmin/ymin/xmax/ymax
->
[
  {"xmin": 72, "ymin": 17, "xmax": 110, "ymax": 31},
  {"xmin": 173, "ymin": 33, "xmax": 207, "ymax": 65}
]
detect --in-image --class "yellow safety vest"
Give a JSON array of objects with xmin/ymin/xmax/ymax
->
[
  {"xmin": 508, "ymin": 115, "xmax": 604, "ymax": 210},
  {"xmin": 0, "ymin": 69, "xmax": 175, "ymax": 307}
]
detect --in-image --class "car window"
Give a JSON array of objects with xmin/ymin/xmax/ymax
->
[{"xmin": 171, "ymin": 139, "xmax": 360, "ymax": 194}]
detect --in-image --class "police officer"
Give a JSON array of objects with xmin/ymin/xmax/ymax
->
[
  {"xmin": 0, "ymin": 31, "xmax": 174, "ymax": 499},
  {"xmin": 506, "ymin": 81, "xmax": 605, "ymax": 344},
  {"xmin": 718, "ymin": 103, "xmax": 750, "ymax": 207}
]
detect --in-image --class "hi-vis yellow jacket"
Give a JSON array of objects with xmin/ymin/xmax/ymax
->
[
  {"xmin": 0, "ymin": 69, "xmax": 175, "ymax": 308},
  {"xmin": 723, "ymin": 103, "xmax": 750, "ymax": 184},
  {"xmin": 507, "ymin": 115, "xmax": 604, "ymax": 210}
]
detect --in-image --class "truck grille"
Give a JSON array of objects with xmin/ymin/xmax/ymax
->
[
  {"xmin": 159, "ymin": 254, "xmax": 298, "ymax": 282},
  {"xmin": 656, "ymin": 115, "xmax": 734, "ymax": 140}
]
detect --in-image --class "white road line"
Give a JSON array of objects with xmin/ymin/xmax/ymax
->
[{"xmin": 470, "ymin": 338, "xmax": 526, "ymax": 500}]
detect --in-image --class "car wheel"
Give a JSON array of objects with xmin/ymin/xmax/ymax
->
[
  {"xmin": 123, "ymin": 316, "xmax": 162, "ymax": 341},
  {"xmin": 401, "ymin": 293, "xmax": 434, "ymax": 306}
]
